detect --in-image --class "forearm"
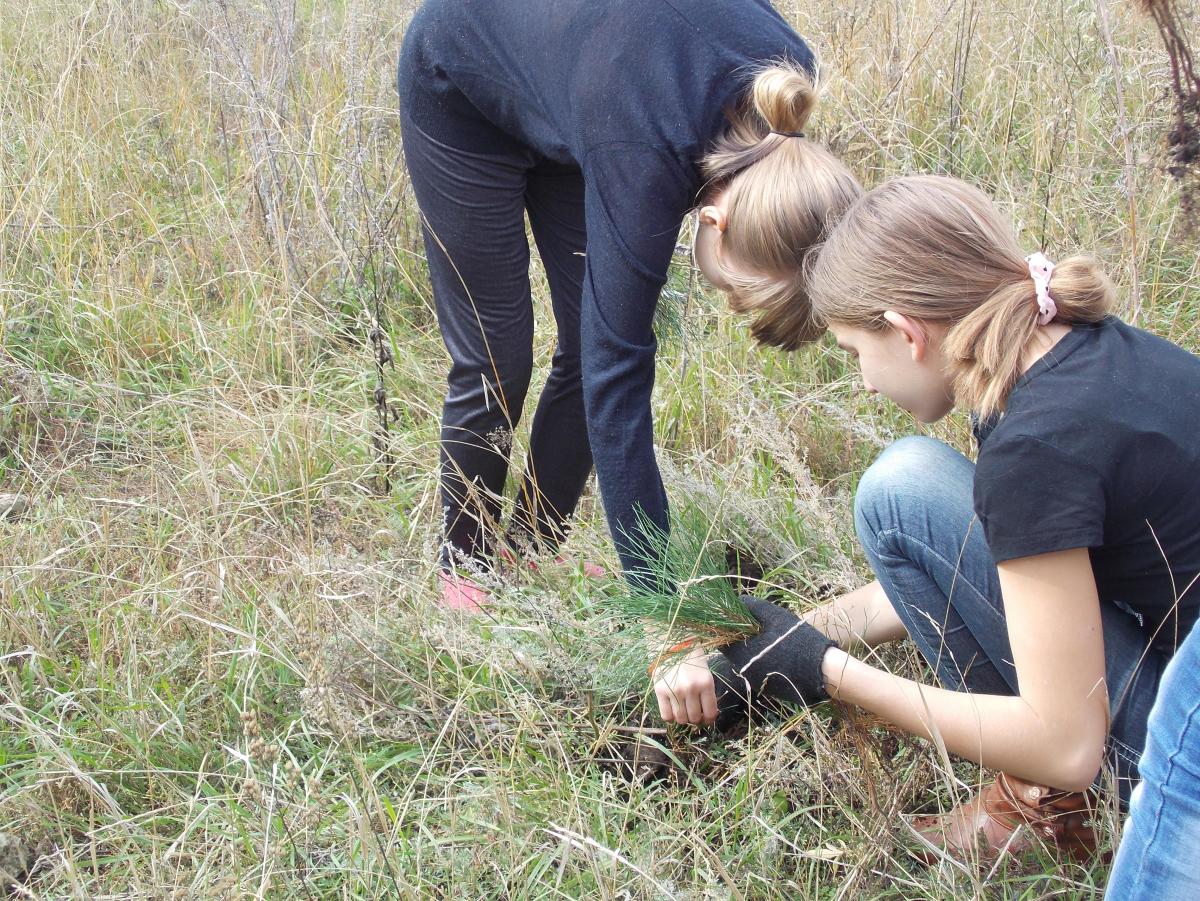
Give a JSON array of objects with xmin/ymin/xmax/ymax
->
[
  {"xmin": 801, "ymin": 581, "xmax": 907, "ymax": 650},
  {"xmin": 580, "ymin": 313, "xmax": 665, "ymax": 580},
  {"xmin": 821, "ymin": 648, "xmax": 1104, "ymax": 791}
]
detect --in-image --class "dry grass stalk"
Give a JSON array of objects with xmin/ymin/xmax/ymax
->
[{"xmin": 1137, "ymin": 0, "xmax": 1200, "ymax": 228}]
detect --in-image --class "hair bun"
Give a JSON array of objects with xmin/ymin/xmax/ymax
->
[{"xmin": 751, "ymin": 65, "xmax": 818, "ymax": 135}]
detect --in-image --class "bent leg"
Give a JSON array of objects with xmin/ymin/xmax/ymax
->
[
  {"xmin": 507, "ymin": 160, "xmax": 593, "ymax": 553},
  {"xmin": 854, "ymin": 436, "xmax": 1014, "ymax": 695},
  {"xmin": 400, "ymin": 110, "xmax": 537, "ymax": 567},
  {"xmin": 853, "ymin": 436, "xmax": 1162, "ymax": 798}
]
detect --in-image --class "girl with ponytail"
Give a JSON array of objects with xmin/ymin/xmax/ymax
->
[
  {"xmin": 399, "ymin": 1, "xmax": 861, "ymax": 672},
  {"xmin": 693, "ymin": 175, "xmax": 1200, "ymax": 865}
]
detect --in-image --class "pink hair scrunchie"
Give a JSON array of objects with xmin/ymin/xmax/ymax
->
[{"xmin": 1025, "ymin": 252, "xmax": 1057, "ymax": 325}]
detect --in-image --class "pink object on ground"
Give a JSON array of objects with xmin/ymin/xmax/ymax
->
[
  {"xmin": 437, "ymin": 570, "xmax": 490, "ymax": 612},
  {"xmin": 499, "ymin": 545, "xmax": 607, "ymax": 579},
  {"xmin": 561, "ymin": 558, "xmax": 607, "ymax": 579}
]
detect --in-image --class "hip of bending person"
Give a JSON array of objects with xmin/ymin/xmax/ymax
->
[
  {"xmin": 688, "ymin": 174, "xmax": 1200, "ymax": 868},
  {"xmin": 397, "ymin": 0, "xmax": 860, "ymax": 612}
]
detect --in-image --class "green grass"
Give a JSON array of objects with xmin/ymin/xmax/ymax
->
[{"xmin": 1, "ymin": 0, "xmax": 1196, "ymax": 897}]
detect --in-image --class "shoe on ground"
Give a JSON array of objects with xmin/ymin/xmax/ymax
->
[
  {"xmin": 437, "ymin": 570, "xmax": 490, "ymax": 612},
  {"xmin": 498, "ymin": 543, "xmax": 607, "ymax": 579},
  {"xmin": 909, "ymin": 772, "xmax": 1099, "ymax": 864}
]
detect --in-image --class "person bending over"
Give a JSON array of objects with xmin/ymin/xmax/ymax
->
[
  {"xmin": 672, "ymin": 175, "xmax": 1200, "ymax": 861},
  {"xmin": 398, "ymin": 0, "xmax": 860, "ymax": 611}
]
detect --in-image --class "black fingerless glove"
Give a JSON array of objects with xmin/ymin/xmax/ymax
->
[
  {"xmin": 718, "ymin": 596, "xmax": 837, "ymax": 708},
  {"xmin": 709, "ymin": 653, "xmax": 786, "ymax": 732}
]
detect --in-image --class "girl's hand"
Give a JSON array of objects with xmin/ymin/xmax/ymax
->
[{"xmin": 653, "ymin": 646, "xmax": 718, "ymax": 726}]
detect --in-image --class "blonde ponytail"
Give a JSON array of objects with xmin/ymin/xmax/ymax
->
[
  {"xmin": 808, "ymin": 176, "xmax": 1118, "ymax": 417},
  {"xmin": 944, "ymin": 256, "xmax": 1114, "ymax": 415},
  {"xmin": 699, "ymin": 62, "xmax": 862, "ymax": 350}
]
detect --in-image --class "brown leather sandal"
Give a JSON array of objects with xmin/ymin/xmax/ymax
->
[{"xmin": 909, "ymin": 773, "xmax": 1099, "ymax": 863}]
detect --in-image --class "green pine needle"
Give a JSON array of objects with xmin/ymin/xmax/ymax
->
[{"xmin": 610, "ymin": 506, "xmax": 762, "ymax": 651}]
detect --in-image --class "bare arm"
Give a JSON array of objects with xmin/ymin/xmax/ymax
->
[
  {"xmin": 821, "ymin": 549, "xmax": 1110, "ymax": 791},
  {"xmin": 802, "ymin": 580, "xmax": 907, "ymax": 649},
  {"xmin": 656, "ymin": 580, "xmax": 904, "ymax": 727}
]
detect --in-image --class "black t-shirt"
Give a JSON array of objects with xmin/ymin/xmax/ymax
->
[{"xmin": 973, "ymin": 316, "xmax": 1200, "ymax": 654}]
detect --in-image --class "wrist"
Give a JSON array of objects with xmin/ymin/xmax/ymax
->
[
  {"xmin": 648, "ymin": 639, "xmax": 707, "ymax": 679},
  {"xmin": 821, "ymin": 646, "xmax": 850, "ymax": 698}
]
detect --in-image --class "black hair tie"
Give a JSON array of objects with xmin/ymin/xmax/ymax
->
[{"xmin": 770, "ymin": 130, "xmax": 806, "ymax": 139}]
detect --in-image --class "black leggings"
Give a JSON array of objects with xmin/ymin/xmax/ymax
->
[{"xmin": 400, "ymin": 96, "xmax": 593, "ymax": 568}]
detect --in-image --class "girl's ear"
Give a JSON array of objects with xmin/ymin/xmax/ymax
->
[
  {"xmin": 698, "ymin": 205, "xmax": 728, "ymax": 233},
  {"xmin": 883, "ymin": 310, "xmax": 929, "ymax": 362}
]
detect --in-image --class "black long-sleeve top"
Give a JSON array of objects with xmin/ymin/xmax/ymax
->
[{"xmin": 401, "ymin": 0, "xmax": 812, "ymax": 577}]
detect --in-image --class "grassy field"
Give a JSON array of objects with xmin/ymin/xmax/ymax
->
[{"xmin": 1, "ymin": 0, "xmax": 1197, "ymax": 897}]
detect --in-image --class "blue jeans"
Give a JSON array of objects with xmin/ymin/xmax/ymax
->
[
  {"xmin": 854, "ymin": 437, "xmax": 1166, "ymax": 802},
  {"xmin": 1106, "ymin": 623, "xmax": 1200, "ymax": 897}
]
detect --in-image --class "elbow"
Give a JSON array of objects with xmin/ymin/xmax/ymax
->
[
  {"xmin": 1020, "ymin": 697, "xmax": 1108, "ymax": 792},
  {"xmin": 1042, "ymin": 736, "xmax": 1105, "ymax": 793},
  {"xmin": 1049, "ymin": 755, "xmax": 1102, "ymax": 793}
]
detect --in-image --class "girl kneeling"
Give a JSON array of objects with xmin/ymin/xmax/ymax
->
[{"xmin": 706, "ymin": 175, "xmax": 1200, "ymax": 859}]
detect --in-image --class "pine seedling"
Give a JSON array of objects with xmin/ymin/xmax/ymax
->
[{"xmin": 610, "ymin": 507, "xmax": 762, "ymax": 668}]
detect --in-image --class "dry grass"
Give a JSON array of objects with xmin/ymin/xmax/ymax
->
[{"xmin": 1, "ymin": 0, "xmax": 1196, "ymax": 897}]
